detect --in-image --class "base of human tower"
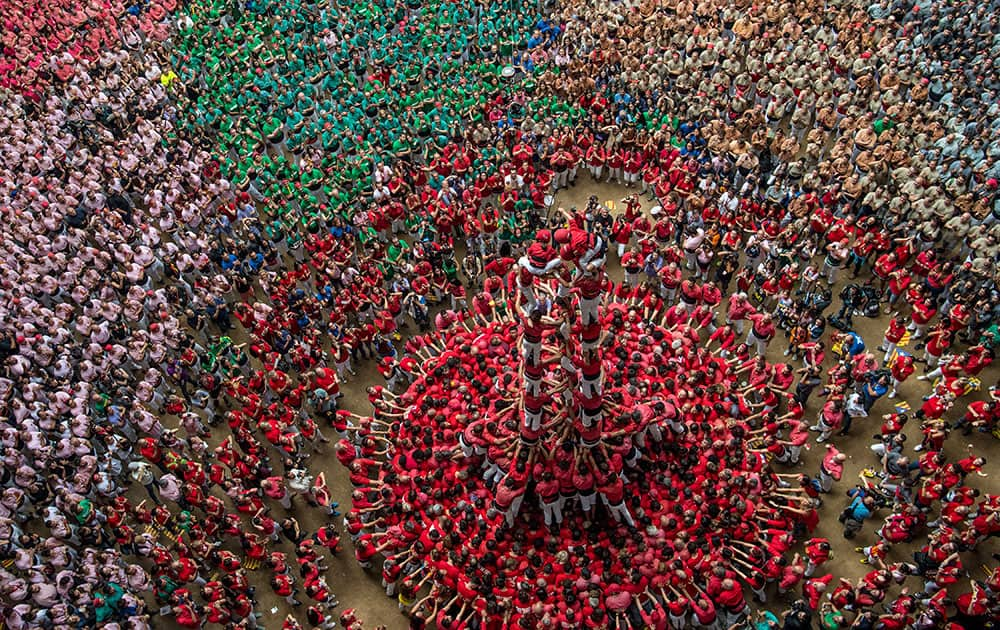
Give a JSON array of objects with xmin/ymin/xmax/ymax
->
[{"xmin": 335, "ymin": 248, "xmax": 802, "ymax": 628}]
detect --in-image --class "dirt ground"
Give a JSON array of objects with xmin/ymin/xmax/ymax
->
[{"xmin": 219, "ymin": 173, "xmax": 999, "ymax": 629}]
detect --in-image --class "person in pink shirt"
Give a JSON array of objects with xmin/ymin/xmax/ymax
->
[
  {"xmin": 746, "ymin": 311, "xmax": 776, "ymax": 356},
  {"xmin": 817, "ymin": 445, "xmax": 847, "ymax": 493},
  {"xmin": 726, "ymin": 292, "xmax": 754, "ymax": 335},
  {"xmin": 811, "ymin": 399, "xmax": 845, "ymax": 443},
  {"xmin": 778, "ymin": 420, "xmax": 811, "ymax": 466}
]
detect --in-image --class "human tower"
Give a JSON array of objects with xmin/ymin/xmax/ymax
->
[{"xmin": 337, "ymin": 223, "xmax": 803, "ymax": 627}]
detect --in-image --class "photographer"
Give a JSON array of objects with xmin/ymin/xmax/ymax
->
[
  {"xmin": 839, "ymin": 486, "xmax": 877, "ymax": 539},
  {"xmin": 831, "ymin": 285, "xmax": 862, "ymax": 331}
]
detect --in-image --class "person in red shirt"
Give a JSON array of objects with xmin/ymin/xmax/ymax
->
[
  {"xmin": 908, "ymin": 290, "xmax": 937, "ymax": 340},
  {"xmin": 885, "ymin": 268, "xmax": 912, "ymax": 312},
  {"xmin": 879, "ymin": 314, "xmax": 907, "ymax": 364},
  {"xmin": 688, "ymin": 593, "xmax": 717, "ymax": 629},
  {"xmin": 536, "ymin": 470, "xmax": 562, "ymax": 528},
  {"xmin": 170, "ymin": 557, "xmax": 205, "ymax": 586},
  {"xmin": 611, "ymin": 215, "xmax": 633, "ymax": 259},
  {"xmin": 585, "ymin": 143, "xmax": 606, "ymax": 181},
  {"xmin": 641, "ymin": 164, "xmax": 660, "ymax": 198},
  {"xmin": 954, "ymin": 581, "xmax": 990, "ymax": 620},
  {"xmin": 494, "ymin": 475, "xmax": 526, "ymax": 527},
  {"xmin": 272, "ymin": 570, "xmax": 301, "ymax": 606},
  {"xmin": 658, "ymin": 261, "xmax": 682, "ymax": 304},
  {"xmin": 871, "ymin": 251, "xmax": 898, "ymax": 292},
  {"xmin": 803, "ymin": 573, "xmax": 833, "ymax": 610},
  {"xmin": 715, "ymin": 577, "xmax": 748, "ymax": 625},
  {"xmin": 621, "ymin": 247, "xmax": 643, "ymax": 287},
  {"xmin": 624, "ymin": 149, "xmax": 643, "ymax": 186},
  {"xmin": 919, "ymin": 322, "xmax": 953, "ymax": 371},
  {"xmin": 726, "ymin": 292, "xmax": 754, "ymax": 335},
  {"xmin": 915, "ymin": 391, "xmax": 954, "ymax": 422},
  {"xmin": 171, "ymin": 600, "xmax": 203, "ymax": 629},
  {"xmin": 952, "ymin": 400, "xmax": 998, "ymax": 435},
  {"xmin": 816, "ymin": 444, "xmax": 846, "ymax": 492},
  {"xmin": 962, "ymin": 344, "xmax": 993, "ymax": 376},
  {"xmin": 663, "ymin": 587, "xmax": 689, "ymax": 629},
  {"xmin": 803, "ymin": 538, "xmax": 832, "ymax": 576},
  {"xmin": 707, "ymin": 323, "xmax": 738, "ymax": 357},
  {"xmin": 746, "ymin": 312, "xmax": 775, "ymax": 356},
  {"xmin": 887, "ymin": 353, "xmax": 914, "ymax": 399},
  {"xmin": 677, "ymin": 278, "xmax": 702, "ymax": 314},
  {"xmin": 597, "ymin": 470, "xmax": 634, "ymax": 527},
  {"xmin": 353, "ymin": 534, "xmax": 379, "ymax": 570},
  {"xmin": 606, "ymin": 146, "xmax": 624, "ymax": 185},
  {"xmin": 811, "ymin": 399, "xmax": 845, "ymax": 444}
]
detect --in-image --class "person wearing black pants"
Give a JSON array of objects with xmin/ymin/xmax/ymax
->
[{"xmin": 793, "ymin": 366, "xmax": 822, "ymax": 406}]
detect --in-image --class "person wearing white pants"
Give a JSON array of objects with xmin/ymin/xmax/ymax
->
[
  {"xmin": 810, "ymin": 417, "xmax": 837, "ymax": 444},
  {"xmin": 580, "ymin": 375, "xmax": 602, "ymax": 399},
  {"xmin": 521, "ymin": 336, "xmax": 541, "ymax": 365},
  {"xmin": 882, "ymin": 339, "xmax": 899, "ymax": 364},
  {"xmin": 779, "ymin": 443, "xmax": 803, "ymax": 466},
  {"xmin": 553, "ymin": 168, "xmax": 569, "ymax": 190},
  {"xmin": 745, "ymin": 312, "xmax": 775, "ymax": 357},
  {"xmin": 879, "ymin": 318, "xmax": 906, "ymax": 362},
  {"xmin": 817, "ymin": 451, "xmax": 847, "ymax": 492},
  {"xmin": 602, "ymin": 496, "xmax": 636, "ymax": 527},
  {"xmin": 482, "ymin": 459, "xmax": 504, "ymax": 487},
  {"xmin": 726, "ymin": 317, "xmax": 745, "ymax": 335},
  {"xmin": 917, "ymin": 362, "xmax": 950, "ymax": 383},
  {"xmin": 887, "ymin": 375, "xmax": 905, "ymax": 399},
  {"xmin": 541, "ymin": 495, "xmax": 563, "ymax": 528},
  {"xmin": 668, "ymin": 607, "xmax": 687, "ymax": 630},
  {"xmin": 746, "ymin": 329, "xmax": 770, "ymax": 357},
  {"xmin": 823, "ymin": 241, "xmax": 849, "ymax": 284},
  {"xmin": 504, "ymin": 495, "xmax": 524, "ymax": 527},
  {"xmin": 579, "ymin": 295, "xmax": 601, "ymax": 326},
  {"xmin": 871, "ymin": 442, "xmax": 890, "ymax": 457},
  {"xmin": 607, "ymin": 165, "xmax": 622, "ymax": 185}
]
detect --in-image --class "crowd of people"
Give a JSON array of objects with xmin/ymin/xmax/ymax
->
[{"xmin": 1, "ymin": 0, "xmax": 1000, "ymax": 627}]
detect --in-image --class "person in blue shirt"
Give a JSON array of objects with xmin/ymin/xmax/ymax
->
[
  {"xmin": 242, "ymin": 250, "xmax": 264, "ymax": 274},
  {"xmin": 374, "ymin": 333, "xmax": 398, "ymax": 360},
  {"xmin": 859, "ymin": 372, "xmax": 890, "ymax": 414},
  {"xmin": 840, "ymin": 486, "xmax": 876, "ymax": 535},
  {"xmin": 220, "ymin": 252, "xmax": 239, "ymax": 271},
  {"xmin": 273, "ymin": 329, "xmax": 294, "ymax": 354},
  {"xmin": 536, "ymin": 19, "xmax": 559, "ymax": 40},
  {"xmin": 212, "ymin": 215, "xmax": 233, "ymax": 236},
  {"xmin": 842, "ymin": 330, "xmax": 866, "ymax": 357},
  {"xmin": 513, "ymin": 51, "xmax": 534, "ymax": 74},
  {"xmin": 316, "ymin": 284, "xmax": 334, "ymax": 306},
  {"xmin": 808, "ymin": 315, "xmax": 827, "ymax": 341}
]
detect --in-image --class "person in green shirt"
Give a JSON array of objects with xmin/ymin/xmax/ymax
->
[
  {"xmin": 74, "ymin": 499, "xmax": 94, "ymax": 525},
  {"xmin": 873, "ymin": 116, "xmax": 896, "ymax": 135},
  {"xmin": 753, "ymin": 610, "xmax": 780, "ymax": 629},
  {"xmin": 818, "ymin": 604, "xmax": 847, "ymax": 629},
  {"xmin": 94, "ymin": 594, "xmax": 117, "ymax": 624},
  {"xmin": 386, "ymin": 236, "xmax": 410, "ymax": 264},
  {"xmin": 91, "ymin": 392, "xmax": 111, "ymax": 416}
]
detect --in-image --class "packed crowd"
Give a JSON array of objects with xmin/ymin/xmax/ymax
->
[{"xmin": 1, "ymin": 0, "xmax": 1000, "ymax": 627}]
